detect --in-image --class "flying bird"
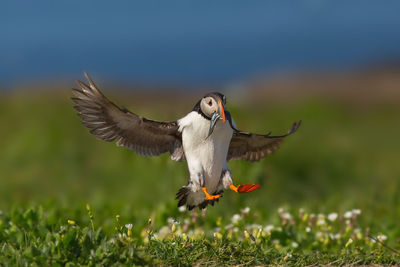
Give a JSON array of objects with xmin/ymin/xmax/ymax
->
[{"xmin": 72, "ymin": 73, "xmax": 301, "ymax": 210}]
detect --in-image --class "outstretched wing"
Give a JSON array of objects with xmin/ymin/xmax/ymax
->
[
  {"xmin": 227, "ymin": 120, "xmax": 301, "ymax": 162},
  {"xmin": 71, "ymin": 72, "xmax": 185, "ymax": 161}
]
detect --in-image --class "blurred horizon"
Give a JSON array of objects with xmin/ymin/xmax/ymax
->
[{"xmin": 2, "ymin": 1, "xmax": 400, "ymax": 90}]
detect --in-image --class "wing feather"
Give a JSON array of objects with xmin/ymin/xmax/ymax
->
[
  {"xmin": 72, "ymin": 72, "xmax": 185, "ymax": 161},
  {"xmin": 227, "ymin": 120, "xmax": 301, "ymax": 162}
]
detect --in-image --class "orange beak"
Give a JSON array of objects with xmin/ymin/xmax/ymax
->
[
  {"xmin": 205, "ymin": 100, "xmax": 226, "ymax": 139},
  {"xmin": 218, "ymin": 101, "xmax": 226, "ymax": 122}
]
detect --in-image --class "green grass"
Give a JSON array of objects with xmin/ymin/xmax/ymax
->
[
  {"xmin": 0, "ymin": 92, "xmax": 399, "ymax": 265},
  {"xmin": 1, "ymin": 204, "xmax": 399, "ymax": 265}
]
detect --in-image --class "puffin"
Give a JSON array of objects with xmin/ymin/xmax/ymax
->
[{"xmin": 72, "ymin": 73, "xmax": 301, "ymax": 210}]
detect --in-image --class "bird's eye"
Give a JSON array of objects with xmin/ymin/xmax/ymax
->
[{"xmin": 208, "ymin": 100, "xmax": 212, "ymax": 106}]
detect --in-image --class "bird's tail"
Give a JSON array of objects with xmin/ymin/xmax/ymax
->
[
  {"xmin": 176, "ymin": 186, "xmax": 191, "ymax": 208},
  {"xmin": 176, "ymin": 186, "xmax": 222, "ymax": 210}
]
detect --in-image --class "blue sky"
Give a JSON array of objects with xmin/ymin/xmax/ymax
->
[{"xmin": 2, "ymin": 1, "xmax": 400, "ymax": 88}]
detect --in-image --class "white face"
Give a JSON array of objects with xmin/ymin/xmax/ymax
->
[{"xmin": 200, "ymin": 96, "xmax": 219, "ymax": 118}]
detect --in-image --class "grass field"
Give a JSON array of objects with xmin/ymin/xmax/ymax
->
[{"xmin": 0, "ymin": 90, "xmax": 399, "ymax": 265}]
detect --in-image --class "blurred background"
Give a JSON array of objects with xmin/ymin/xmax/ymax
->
[{"xmin": 1, "ymin": 1, "xmax": 400, "ymax": 229}]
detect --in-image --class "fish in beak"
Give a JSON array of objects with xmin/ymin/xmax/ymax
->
[{"xmin": 205, "ymin": 101, "xmax": 226, "ymax": 139}]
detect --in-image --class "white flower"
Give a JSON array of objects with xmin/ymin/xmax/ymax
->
[
  {"xmin": 167, "ymin": 217, "xmax": 175, "ymax": 224},
  {"xmin": 328, "ymin": 213, "xmax": 338, "ymax": 222},
  {"xmin": 352, "ymin": 209, "xmax": 361, "ymax": 215},
  {"xmin": 178, "ymin": 206, "xmax": 186, "ymax": 212},
  {"xmin": 118, "ymin": 233, "xmax": 127, "ymax": 239},
  {"xmin": 241, "ymin": 207, "xmax": 250, "ymax": 214},
  {"xmin": 158, "ymin": 226, "xmax": 170, "ymax": 238},
  {"xmin": 279, "ymin": 209, "xmax": 293, "ymax": 220},
  {"xmin": 377, "ymin": 234, "xmax": 387, "ymax": 241},
  {"xmin": 224, "ymin": 224, "xmax": 234, "ymax": 230},
  {"xmin": 125, "ymin": 224, "xmax": 133, "ymax": 230},
  {"xmin": 0, "ymin": 210, "xmax": 3, "ymax": 215},
  {"xmin": 246, "ymin": 224, "xmax": 262, "ymax": 231},
  {"xmin": 305, "ymin": 226, "xmax": 311, "ymax": 232},
  {"xmin": 264, "ymin": 225, "xmax": 274, "ymax": 233},
  {"xmin": 282, "ymin": 212, "xmax": 293, "ymax": 220},
  {"xmin": 187, "ymin": 230, "xmax": 194, "ymax": 237},
  {"xmin": 231, "ymin": 214, "xmax": 241, "ymax": 224},
  {"xmin": 315, "ymin": 231, "xmax": 323, "ymax": 239},
  {"xmin": 291, "ymin": 242, "xmax": 299, "ymax": 248},
  {"xmin": 329, "ymin": 233, "xmax": 341, "ymax": 240},
  {"xmin": 316, "ymin": 219, "xmax": 326, "ymax": 226},
  {"xmin": 344, "ymin": 211, "xmax": 353, "ymax": 218}
]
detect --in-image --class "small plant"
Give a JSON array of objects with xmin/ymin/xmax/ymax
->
[{"xmin": 1, "ymin": 204, "xmax": 398, "ymax": 265}]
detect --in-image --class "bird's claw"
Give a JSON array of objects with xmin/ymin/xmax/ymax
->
[
  {"xmin": 204, "ymin": 194, "xmax": 221, "ymax": 201},
  {"xmin": 230, "ymin": 184, "xmax": 260, "ymax": 193},
  {"xmin": 202, "ymin": 187, "xmax": 221, "ymax": 200}
]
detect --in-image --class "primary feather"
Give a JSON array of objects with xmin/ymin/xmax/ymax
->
[{"xmin": 72, "ymin": 72, "xmax": 185, "ymax": 161}]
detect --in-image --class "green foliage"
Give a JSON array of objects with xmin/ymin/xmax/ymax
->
[
  {"xmin": 0, "ymin": 205, "xmax": 148, "ymax": 265},
  {"xmin": 0, "ymin": 93, "xmax": 399, "ymax": 265},
  {"xmin": 0, "ymin": 204, "xmax": 399, "ymax": 265}
]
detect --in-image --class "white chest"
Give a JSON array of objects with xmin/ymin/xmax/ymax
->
[{"xmin": 178, "ymin": 112, "xmax": 233, "ymax": 183}]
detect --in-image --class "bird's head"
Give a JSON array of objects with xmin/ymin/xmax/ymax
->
[{"xmin": 199, "ymin": 92, "xmax": 227, "ymax": 139}]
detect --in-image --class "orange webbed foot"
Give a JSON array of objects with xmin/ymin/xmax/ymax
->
[
  {"xmin": 230, "ymin": 184, "xmax": 260, "ymax": 193},
  {"xmin": 202, "ymin": 187, "xmax": 221, "ymax": 200}
]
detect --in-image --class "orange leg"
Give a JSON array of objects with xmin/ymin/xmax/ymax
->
[
  {"xmin": 230, "ymin": 184, "xmax": 260, "ymax": 193},
  {"xmin": 202, "ymin": 187, "xmax": 221, "ymax": 201}
]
